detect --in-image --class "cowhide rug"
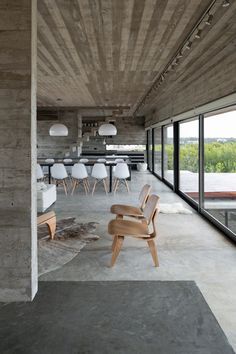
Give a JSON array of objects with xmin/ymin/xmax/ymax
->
[{"xmin": 38, "ymin": 217, "xmax": 99, "ymax": 277}]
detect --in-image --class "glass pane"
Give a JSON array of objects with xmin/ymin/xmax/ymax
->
[
  {"xmin": 163, "ymin": 125, "xmax": 174, "ymax": 185},
  {"xmin": 154, "ymin": 127, "xmax": 162, "ymax": 176},
  {"xmin": 204, "ymin": 110, "xmax": 236, "ymax": 235},
  {"xmin": 147, "ymin": 130, "xmax": 153, "ymax": 170},
  {"xmin": 179, "ymin": 119, "xmax": 199, "ymax": 202},
  {"xmin": 147, "ymin": 130, "xmax": 153, "ymax": 171}
]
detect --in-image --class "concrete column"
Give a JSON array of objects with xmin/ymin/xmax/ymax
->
[{"xmin": 0, "ymin": 0, "xmax": 37, "ymax": 301}]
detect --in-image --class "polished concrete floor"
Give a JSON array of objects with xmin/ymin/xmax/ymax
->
[{"xmin": 41, "ymin": 171, "xmax": 236, "ymax": 351}]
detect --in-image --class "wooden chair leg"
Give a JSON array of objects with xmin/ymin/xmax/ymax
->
[
  {"xmin": 113, "ymin": 178, "xmax": 117, "ymax": 191},
  {"xmin": 111, "ymin": 235, "xmax": 118, "ymax": 251},
  {"xmin": 111, "ymin": 236, "xmax": 124, "ymax": 267},
  {"xmin": 103, "ymin": 179, "xmax": 108, "ymax": 194},
  {"xmin": 147, "ymin": 239, "xmax": 159, "ymax": 267},
  {"xmin": 83, "ymin": 179, "xmax": 88, "ymax": 194},
  {"xmin": 62, "ymin": 179, "xmax": 67, "ymax": 195},
  {"xmin": 85, "ymin": 178, "xmax": 90, "ymax": 191},
  {"xmin": 114, "ymin": 179, "xmax": 119, "ymax": 193},
  {"xmin": 71, "ymin": 180, "xmax": 77, "ymax": 195},
  {"xmin": 46, "ymin": 218, "xmax": 56, "ymax": 240},
  {"xmin": 86, "ymin": 178, "xmax": 90, "ymax": 188},
  {"xmin": 124, "ymin": 179, "xmax": 130, "ymax": 193},
  {"xmin": 92, "ymin": 179, "xmax": 97, "ymax": 195}
]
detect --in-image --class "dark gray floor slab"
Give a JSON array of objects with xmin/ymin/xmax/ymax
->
[{"xmin": 0, "ymin": 281, "xmax": 234, "ymax": 354}]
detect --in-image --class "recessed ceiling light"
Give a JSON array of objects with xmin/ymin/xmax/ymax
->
[
  {"xmin": 205, "ymin": 14, "xmax": 213, "ymax": 25},
  {"xmin": 222, "ymin": 0, "xmax": 230, "ymax": 7},
  {"xmin": 195, "ymin": 29, "xmax": 202, "ymax": 39},
  {"xmin": 186, "ymin": 41, "xmax": 192, "ymax": 50}
]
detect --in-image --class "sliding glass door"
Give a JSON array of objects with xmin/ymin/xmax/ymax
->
[
  {"xmin": 179, "ymin": 118, "xmax": 199, "ymax": 202},
  {"xmin": 147, "ymin": 129, "xmax": 153, "ymax": 171},
  {"xmin": 146, "ymin": 106, "xmax": 236, "ymax": 240},
  {"xmin": 153, "ymin": 127, "xmax": 162, "ymax": 177},
  {"xmin": 163, "ymin": 124, "xmax": 174, "ymax": 185},
  {"xmin": 203, "ymin": 109, "xmax": 236, "ymax": 234}
]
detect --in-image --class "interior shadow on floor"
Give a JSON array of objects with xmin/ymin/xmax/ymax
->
[{"xmin": 0, "ymin": 281, "xmax": 234, "ymax": 354}]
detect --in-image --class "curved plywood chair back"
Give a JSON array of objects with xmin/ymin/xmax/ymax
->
[
  {"xmin": 138, "ymin": 184, "xmax": 151, "ymax": 210},
  {"xmin": 143, "ymin": 194, "xmax": 160, "ymax": 225}
]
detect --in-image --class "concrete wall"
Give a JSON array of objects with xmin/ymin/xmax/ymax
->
[
  {"xmin": 0, "ymin": 0, "xmax": 37, "ymax": 301},
  {"xmin": 37, "ymin": 113, "xmax": 145, "ymax": 155},
  {"xmin": 37, "ymin": 111, "xmax": 81, "ymax": 158},
  {"xmin": 82, "ymin": 117, "xmax": 146, "ymax": 152}
]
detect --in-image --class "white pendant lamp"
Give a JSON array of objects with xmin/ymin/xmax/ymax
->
[
  {"xmin": 49, "ymin": 123, "xmax": 68, "ymax": 136},
  {"xmin": 98, "ymin": 123, "xmax": 117, "ymax": 136}
]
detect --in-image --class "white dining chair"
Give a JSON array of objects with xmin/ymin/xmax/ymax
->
[
  {"xmin": 51, "ymin": 163, "xmax": 69, "ymax": 195},
  {"xmin": 71, "ymin": 163, "xmax": 89, "ymax": 195},
  {"xmin": 113, "ymin": 162, "xmax": 130, "ymax": 193},
  {"xmin": 113, "ymin": 158, "xmax": 125, "ymax": 173},
  {"xmin": 91, "ymin": 163, "xmax": 108, "ymax": 195},
  {"xmin": 97, "ymin": 158, "xmax": 106, "ymax": 163},
  {"xmin": 79, "ymin": 158, "xmax": 91, "ymax": 176},
  {"xmin": 37, "ymin": 163, "xmax": 44, "ymax": 181}
]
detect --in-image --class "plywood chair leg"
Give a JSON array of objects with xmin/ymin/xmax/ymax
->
[
  {"xmin": 147, "ymin": 239, "xmax": 159, "ymax": 267},
  {"xmin": 46, "ymin": 219, "xmax": 56, "ymax": 240},
  {"xmin": 111, "ymin": 235, "xmax": 118, "ymax": 251},
  {"xmin": 92, "ymin": 179, "xmax": 97, "ymax": 195},
  {"xmin": 111, "ymin": 236, "xmax": 124, "ymax": 267}
]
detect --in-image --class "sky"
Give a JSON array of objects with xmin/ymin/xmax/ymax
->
[{"xmin": 167, "ymin": 110, "xmax": 236, "ymax": 138}]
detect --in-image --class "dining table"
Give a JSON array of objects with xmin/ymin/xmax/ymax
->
[{"xmin": 38, "ymin": 159, "xmax": 133, "ymax": 193}]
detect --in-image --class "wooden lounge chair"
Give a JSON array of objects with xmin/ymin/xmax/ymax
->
[
  {"xmin": 110, "ymin": 184, "xmax": 151, "ymax": 219},
  {"xmin": 108, "ymin": 194, "xmax": 160, "ymax": 267},
  {"xmin": 37, "ymin": 211, "xmax": 56, "ymax": 240}
]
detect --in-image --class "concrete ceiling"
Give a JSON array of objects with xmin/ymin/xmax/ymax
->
[{"xmin": 37, "ymin": 0, "xmax": 212, "ymax": 114}]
